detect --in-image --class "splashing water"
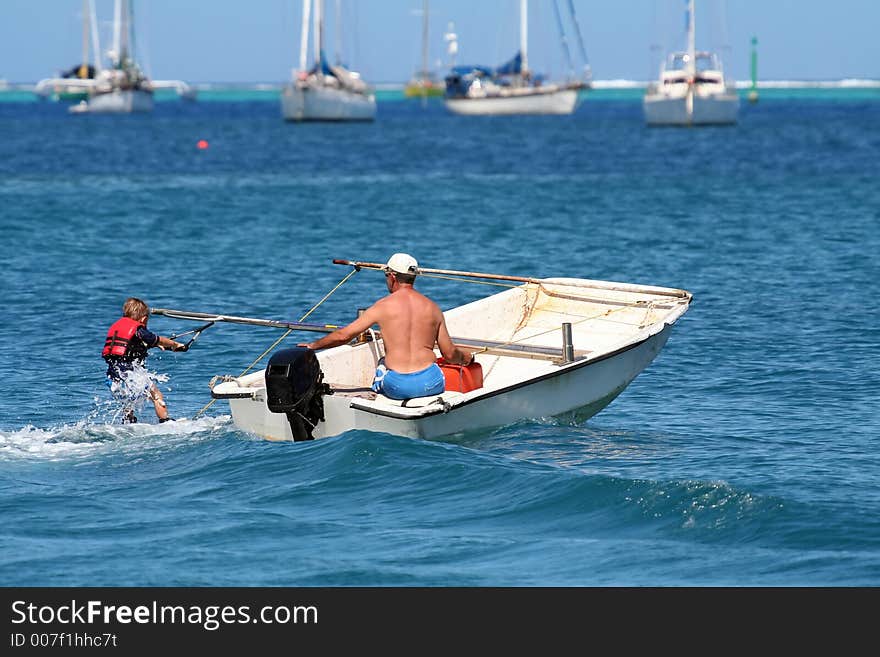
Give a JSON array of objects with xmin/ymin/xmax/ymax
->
[{"xmin": 100, "ymin": 363, "xmax": 170, "ymax": 424}]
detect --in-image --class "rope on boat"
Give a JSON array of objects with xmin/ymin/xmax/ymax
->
[{"xmin": 192, "ymin": 267, "xmax": 360, "ymax": 420}]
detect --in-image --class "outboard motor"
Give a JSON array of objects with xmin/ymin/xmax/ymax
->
[{"xmin": 265, "ymin": 347, "xmax": 331, "ymax": 441}]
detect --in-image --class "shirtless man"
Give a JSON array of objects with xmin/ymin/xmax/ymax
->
[{"xmin": 299, "ymin": 253, "xmax": 474, "ymax": 400}]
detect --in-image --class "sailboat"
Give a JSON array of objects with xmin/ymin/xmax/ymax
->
[
  {"xmin": 77, "ymin": 0, "xmax": 153, "ymax": 113},
  {"xmin": 443, "ymin": 0, "xmax": 590, "ymax": 116},
  {"xmin": 643, "ymin": 0, "xmax": 739, "ymax": 126},
  {"xmin": 34, "ymin": 0, "xmax": 99, "ymax": 103},
  {"xmin": 404, "ymin": 1, "xmax": 443, "ymax": 99},
  {"xmin": 35, "ymin": 0, "xmax": 195, "ymax": 113},
  {"xmin": 281, "ymin": 0, "xmax": 377, "ymax": 122}
]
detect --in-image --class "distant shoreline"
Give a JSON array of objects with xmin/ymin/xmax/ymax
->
[{"xmin": 2, "ymin": 79, "xmax": 878, "ymax": 93}]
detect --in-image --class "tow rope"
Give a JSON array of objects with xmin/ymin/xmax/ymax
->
[{"xmin": 169, "ymin": 321, "xmax": 215, "ymax": 352}]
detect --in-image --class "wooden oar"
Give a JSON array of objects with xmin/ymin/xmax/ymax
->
[
  {"xmin": 332, "ymin": 258, "xmax": 691, "ymax": 299},
  {"xmin": 149, "ymin": 307, "xmax": 575, "ymax": 362}
]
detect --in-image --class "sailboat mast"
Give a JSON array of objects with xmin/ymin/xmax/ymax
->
[
  {"xmin": 299, "ymin": 0, "xmax": 311, "ymax": 73},
  {"xmin": 335, "ymin": 0, "xmax": 341, "ymax": 65},
  {"xmin": 520, "ymin": 0, "xmax": 528, "ymax": 74},
  {"xmin": 88, "ymin": 0, "xmax": 101, "ymax": 73},
  {"xmin": 314, "ymin": 0, "xmax": 323, "ymax": 73},
  {"xmin": 121, "ymin": 0, "xmax": 131, "ymax": 64},
  {"xmin": 421, "ymin": 0, "xmax": 429, "ymax": 77},
  {"xmin": 112, "ymin": 0, "xmax": 121, "ymax": 67},
  {"xmin": 127, "ymin": 0, "xmax": 136, "ymax": 70},
  {"xmin": 79, "ymin": 0, "xmax": 90, "ymax": 78},
  {"xmin": 444, "ymin": 22, "xmax": 458, "ymax": 68},
  {"xmin": 686, "ymin": 0, "xmax": 695, "ymax": 75}
]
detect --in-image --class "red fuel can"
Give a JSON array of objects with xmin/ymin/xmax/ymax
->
[{"xmin": 436, "ymin": 357, "xmax": 484, "ymax": 393}]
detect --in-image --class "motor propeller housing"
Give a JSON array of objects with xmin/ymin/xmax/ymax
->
[{"xmin": 265, "ymin": 347, "xmax": 330, "ymax": 441}]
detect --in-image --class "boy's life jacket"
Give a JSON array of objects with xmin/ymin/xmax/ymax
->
[{"xmin": 102, "ymin": 317, "xmax": 148, "ymax": 362}]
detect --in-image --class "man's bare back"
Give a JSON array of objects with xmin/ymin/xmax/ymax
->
[
  {"xmin": 368, "ymin": 287, "xmax": 443, "ymax": 372},
  {"xmin": 299, "ymin": 255, "xmax": 471, "ymax": 373}
]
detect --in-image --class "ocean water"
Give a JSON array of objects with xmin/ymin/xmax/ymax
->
[{"xmin": 1, "ymin": 91, "xmax": 878, "ymax": 586}]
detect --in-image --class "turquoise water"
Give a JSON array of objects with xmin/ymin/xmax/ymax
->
[
  {"xmin": 1, "ymin": 91, "xmax": 878, "ymax": 585},
  {"xmin": 4, "ymin": 84, "xmax": 878, "ymax": 104}
]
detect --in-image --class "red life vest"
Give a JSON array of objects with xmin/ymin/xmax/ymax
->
[{"xmin": 102, "ymin": 317, "xmax": 143, "ymax": 359}]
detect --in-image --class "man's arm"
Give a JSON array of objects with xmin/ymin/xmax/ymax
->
[
  {"xmin": 299, "ymin": 306, "xmax": 380, "ymax": 351},
  {"xmin": 436, "ymin": 313, "xmax": 474, "ymax": 366}
]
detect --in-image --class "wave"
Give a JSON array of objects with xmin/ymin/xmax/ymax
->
[{"xmin": 1, "ymin": 424, "xmax": 872, "ymax": 585}]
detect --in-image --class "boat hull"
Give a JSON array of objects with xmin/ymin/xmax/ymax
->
[
  {"xmin": 74, "ymin": 89, "xmax": 154, "ymax": 114},
  {"xmin": 643, "ymin": 91, "xmax": 739, "ymax": 126},
  {"xmin": 220, "ymin": 322, "xmax": 675, "ymax": 442},
  {"xmin": 281, "ymin": 83, "xmax": 376, "ymax": 122},
  {"xmin": 445, "ymin": 88, "xmax": 579, "ymax": 116}
]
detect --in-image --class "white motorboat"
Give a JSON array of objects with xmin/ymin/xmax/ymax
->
[
  {"xmin": 281, "ymin": 0, "xmax": 376, "ymax": 122},
  {"xmin": 443, "ymin": 0, "xmax": 590, "ymax": 116},
  {"xmin": 643, "ymin": 0, "xmax": 738, "ymax": 126},
  {"xmin": 155, "ymin": 260, "xmax": 692, "ymax": 442}
]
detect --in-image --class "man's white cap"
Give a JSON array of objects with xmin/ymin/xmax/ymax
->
[{"xmin": 385, "ymin": 253, "xmax": 419, "ymax": 275}]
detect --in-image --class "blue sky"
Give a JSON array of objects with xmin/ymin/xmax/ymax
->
[{"xmin": 2, "ymin": 1, "xmax": 878, "ymax": 84}]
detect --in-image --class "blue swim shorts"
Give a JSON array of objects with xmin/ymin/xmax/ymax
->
[{"xmin": 371, "ymin": 360, "xmax": 445, "ymax": 400}]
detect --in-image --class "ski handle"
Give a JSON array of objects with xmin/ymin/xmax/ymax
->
[{"xmin": 169, "ymin": 321, "xmax": 215, "ymax": 352}]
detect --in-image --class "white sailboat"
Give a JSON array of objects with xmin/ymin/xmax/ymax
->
[
  {"xmin": 33, "ymin": 0, "xmax": 97, "ymax": 103},
  {"xmin": 643, "ymin": 0, "xmax": 739, "ymax": 126},
  {"xmin": 404, "ymin": 0, "xmax": 443, "ymax": 98},
  {"xmin": 443, "ymin": 0, "xmax": 590, "ymax": 116},
  {"xmin": 80, "ymin": 0, "xmax": 153, "ymax": 114},
  {"xmin": 35, "ymin": 0, "xmax": 195, "ymax": 113},
  {"xmin": 34, "ymin": 0, "xmax": 101, "ymax": 103},
  {"xmin": 281, "ymin": 0, "xmax": 376, "ymax": 122}
]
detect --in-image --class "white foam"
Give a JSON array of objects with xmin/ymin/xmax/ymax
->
[{"xmin": 0, "ymin": 415, "xmax": 232, "ymax": 462}]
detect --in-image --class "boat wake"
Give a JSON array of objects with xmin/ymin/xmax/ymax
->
[{"xmin": 0, "ymin": 415, "xmax": 232, "ymax": 461}]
